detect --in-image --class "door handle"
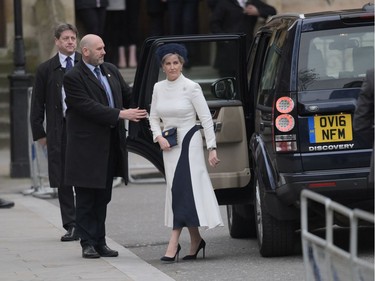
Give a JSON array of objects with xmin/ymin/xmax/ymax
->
[
  {"xmin": 214, "ymin": 122, "xmax": 222, "ymax": 132},
  {"xmin": 259, "ymin": 122, "xmax": 265, "ymax": 131},
  {"xmin": 196, "ymin": 121, "xmax": 222, "ymax": 132}
]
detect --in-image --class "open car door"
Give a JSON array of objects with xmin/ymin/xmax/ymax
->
[{"xmin": 127, "ymin": 34, "xmax": 252, "ymax": 205}]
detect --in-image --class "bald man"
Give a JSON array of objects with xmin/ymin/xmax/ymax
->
[{"xmin": 63, "ymin": 34, "xmax": 147, "ymax": 258}]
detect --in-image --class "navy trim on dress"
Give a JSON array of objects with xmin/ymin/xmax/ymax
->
[{"xmin": 171, "ymin": 125, "xmax": 201, "ymax": 229}]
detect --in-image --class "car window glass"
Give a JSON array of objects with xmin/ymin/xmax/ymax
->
[
  {"xmin": 257, "ymin": 29, "xmax": 287, "ymax": 108},
  {"xmin": 298, "ymin": 26, "xmax": 374, "ymax": 91},
  {"xmin": 247, "ymin": 34, "xmax": 271, "ymax": 108},
  {"xmin": 154, "ymin": 40, "xmax": 241, "ymax": 102},
  {"xmin": 247, "ymin": 36, "xmax": 259, "ymax": 88}
]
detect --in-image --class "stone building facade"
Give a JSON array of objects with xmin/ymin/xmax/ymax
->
[{"xmin": 0, "ymin": 0, "xmax": 363, "ymax": 70}]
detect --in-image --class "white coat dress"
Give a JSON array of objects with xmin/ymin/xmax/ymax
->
[{"xmin": 149, "ymin": 74, "xmax": 224, "ymax": 229}]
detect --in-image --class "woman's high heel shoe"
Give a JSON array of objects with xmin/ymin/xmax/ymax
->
[
  {"xmin": 182, "ymin": 239, "xmax": 206, "ymax": 260},
  {"xmin": 160, "ymin": 244, "xmax": 181, "ymax": 262}
]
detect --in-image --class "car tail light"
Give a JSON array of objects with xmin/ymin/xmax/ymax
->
[
  {"xmin": 275, "ymin": 114, "xmax": 295, "ymax": 132},
  {"xmin": 276, "ymin": 97, "xmax": 294, "ymax": 113},
  {"xmin": 274, "ymin": 97, "xmax": 297, "ymax": 152},
  {"xmin": 275, "ymin": 134, "xmax": 297, "ymax": 152}
]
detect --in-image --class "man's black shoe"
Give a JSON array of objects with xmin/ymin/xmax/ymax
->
[
  {"xmin": 61, "ymin": 226, "xmax": 79, "ymax": 242},
  {"xmin": 0, "ymin": 198, "xmax": 15, "ymax": 209},
  {"xmin": 95, "ymin": 245, "xmax": 119, "ymax": 257},
  {"xmin": 82, "ymin": 245, "xmax": 100, "ymax": 259}
]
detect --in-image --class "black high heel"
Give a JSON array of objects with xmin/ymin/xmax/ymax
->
[
  {"xmin": 160, "ymin": 244, "xmax": 181, "ymax": 262},
  {"xmin": 182, "ymin": 239, "xmax": 206, "ymax": 260}
]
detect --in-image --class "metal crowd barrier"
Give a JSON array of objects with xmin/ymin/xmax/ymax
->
[
  {"xmin": 301, "ymin": 189, "xmax": 374, "ymax": 281},
  {"xmin": 27, "ymin": 86, "xmax": 51, "ymax": 191}
]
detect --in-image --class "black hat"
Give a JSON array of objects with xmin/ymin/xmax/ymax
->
[{"xmin": 155, "ymin": 43, "xmax": 188, "ymax": 64}]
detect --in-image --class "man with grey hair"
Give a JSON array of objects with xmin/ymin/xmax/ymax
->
[{"xmin": 30, "ymin": 23, "xmax": 81, "ymax": 242}]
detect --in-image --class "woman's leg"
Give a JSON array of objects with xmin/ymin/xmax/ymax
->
[
  {"xmin": 164, "ymin": 228, "xmax": 182, "ymax": 257},
  {"xmin": 118, "ymin": 46, "xmax": 126, "ymax": 68},
  {"xmin": 187, "ymin": 227, "xmax": 203, "ymax": 254},
  {"xmin": 128, "ymin": 44, "xmax": 137, "ymax": 68}
]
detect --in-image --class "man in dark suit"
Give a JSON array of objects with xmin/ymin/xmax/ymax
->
[
  {"xmin": 63, "ymin": 34, "xmax": 147, "ymax": 258},
  {"xmin": 146, "ymin": 0, "xmax": 167, "ymax": 37},
  {"xmin": 75, "ymin": 0, "xmax": 108, "ymax": 37},
  {"xmin": 209, "ymin": 0, "xmax": 276, "ymax": 76},
  {"xmin": 209, "ymin": 0, "xmax": 276, "ymax": 46},
  {"xmin": 30, "ymin": 23, "xmax": 81, "ymax": 242},
  {"xmin": 353, "ymin": 69, "xmax": 374, "ymax": 188}
]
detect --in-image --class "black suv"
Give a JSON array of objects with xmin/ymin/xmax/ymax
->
[{"xmin": 127, "ymin": 4, "xmax": 374, "ymax": 257}]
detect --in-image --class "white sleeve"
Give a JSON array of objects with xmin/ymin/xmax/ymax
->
[
  {"xmin": 190, "ymin": 83, "xmax": 216, "ymax": 149},
  {"xmin": 149, "ymin": 85, "xmax": 162, "ymax": 143}
]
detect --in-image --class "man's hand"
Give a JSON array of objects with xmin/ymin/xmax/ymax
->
[
  {"xmin": 244, "ymin": 4, "xmax": 260, "ymax": 16},
  {"xmin": 37, "ymin": 137, "xmax": 47, "ymax": 147},
  {"xmin": 119, "ymin": 107, "xmax": 148, "ymax": 122}
]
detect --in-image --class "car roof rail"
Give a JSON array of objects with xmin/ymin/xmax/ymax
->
[{"xmin": 362, "ymin": 2, "xmax": 374, "ymax": 12}]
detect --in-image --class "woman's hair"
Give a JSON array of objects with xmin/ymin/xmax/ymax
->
[{"xmin": 161, "ymin": 53, "xmax": 185, "ymax": 65}]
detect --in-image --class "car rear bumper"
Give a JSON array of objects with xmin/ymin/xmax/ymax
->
[{"xmin": 276, "ymin": 167, "xmax": 373, "ymax": 210}]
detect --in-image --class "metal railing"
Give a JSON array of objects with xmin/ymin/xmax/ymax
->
[{"xmin": 301, "ymin": 189, "xmax": 374, "ymax": 281}]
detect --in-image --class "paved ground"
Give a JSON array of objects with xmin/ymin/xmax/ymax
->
[{"xmin": 0, "ymin": 148, "xmax": 175, "ymax": 281}]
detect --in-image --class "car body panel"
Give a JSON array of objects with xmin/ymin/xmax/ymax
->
[{"xmin": 249, "ymin": 8, "xmax": 373, "ymax": 198}]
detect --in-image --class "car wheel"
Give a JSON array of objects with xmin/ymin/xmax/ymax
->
[
  {"xmin": 227, "ymin": 204, "xmax": 256, "ymax": 238},
  {"xmin": 254, "ymin": 172, "xmax": 296, "ymax": 257}
]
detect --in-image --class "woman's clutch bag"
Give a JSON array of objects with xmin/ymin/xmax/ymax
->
[{"xmin": 162, "ymin": 127, "xmax": 177, "ymax": 147}]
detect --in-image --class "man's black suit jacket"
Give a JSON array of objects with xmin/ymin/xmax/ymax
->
[{"xmin": 63, "ymin": 60, "xmax": 132, "ymax": 188}]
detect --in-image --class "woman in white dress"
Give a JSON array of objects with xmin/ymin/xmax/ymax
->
[{"xmin": 149, "ymin": 43, "xmax": 224, "ymax": 262}]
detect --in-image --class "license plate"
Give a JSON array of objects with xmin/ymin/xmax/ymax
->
[{"xmin": 308, "ymin": 114, "xmax": 353, "ymax": 143}]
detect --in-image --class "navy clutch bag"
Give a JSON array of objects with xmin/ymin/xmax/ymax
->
[{"xmin": 162, "ymin": 127, "xmax": 178, "ymax": 147}]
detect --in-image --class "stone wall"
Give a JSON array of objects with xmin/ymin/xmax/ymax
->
[
  {"xmin": 33, "ymin": 0, "xmax": 75, "ymax": 61},
  {"xmin": 2, "ymin": 0, "xmax": 74, "ymax": 70}
]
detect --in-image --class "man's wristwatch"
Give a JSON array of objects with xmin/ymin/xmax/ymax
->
[{"xmin": 208, "ymin": 147, "xmax": 216, "ymax": 152}]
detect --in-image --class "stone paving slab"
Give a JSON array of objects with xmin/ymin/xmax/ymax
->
[{"xmin": 0, "ymin": 192, "xmax": 174, "ymax": 281}]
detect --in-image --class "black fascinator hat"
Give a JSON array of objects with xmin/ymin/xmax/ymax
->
[{"xmin": 155, "ymin": 43, "xmax": 188, "ymax": 64}]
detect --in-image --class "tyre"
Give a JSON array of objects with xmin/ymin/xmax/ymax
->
[
  {"xmin": 227, "ymin": 204, "xmax": 256, "ymax": 238},
  {"xmin": 254, "ymin": 171, "xmax": 296, "ymax": 257}
]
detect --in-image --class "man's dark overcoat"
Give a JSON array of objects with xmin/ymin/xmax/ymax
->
[
  {"xmin": 353, "ymin": 69, "xmax": 374, "ymax": 187},
  {"xmin": 63, "ymin": 60, "xmax": 132, "ymax": 189},
  {"xmin": 30, "ymin": 52, "xmax": 81, "ymax": 187},
  {"xmin": 209, "ymin": 0, "xmax": 276, "ymax": 76},
  {"xmin": 353, "ymin": 69, "xmax": 374, "ymax": 138},
  {"xmin": 210, "ymin": 0, "xmax": 277, "ymax": 46}
]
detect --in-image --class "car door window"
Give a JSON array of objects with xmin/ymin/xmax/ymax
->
[{"xmin": 153, "ymin": 40, "xmax": 241, "ymax": 102}]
